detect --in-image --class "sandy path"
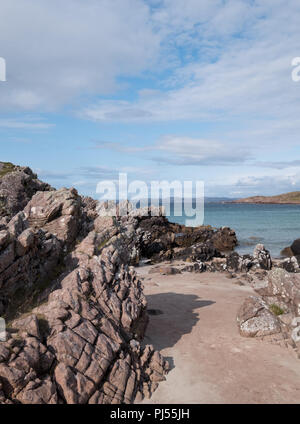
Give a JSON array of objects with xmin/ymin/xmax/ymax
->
[{"xmin": 136, "ymin": 266, "xmax": 300, "ymax": 404}]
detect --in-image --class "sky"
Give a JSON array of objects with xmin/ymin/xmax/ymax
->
[{"xmin": 0, "ymin": 0, "xmax": 300, "ymax": 199}]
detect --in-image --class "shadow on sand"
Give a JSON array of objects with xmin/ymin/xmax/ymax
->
[{"xmin": 144, "ymin": 292, "xmax": 215, "ymax": 353}]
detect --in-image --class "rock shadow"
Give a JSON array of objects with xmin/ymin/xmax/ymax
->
[{"xmin": 144, "ymin": 292, "xmax": 215, "ymax": 351}]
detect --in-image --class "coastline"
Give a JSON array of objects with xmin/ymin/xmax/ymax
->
[{"xmin": 229, "ymin": 201, "xmax": 300, "ymax": 205}]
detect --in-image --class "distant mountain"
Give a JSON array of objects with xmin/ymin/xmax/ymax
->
[{"xmin": 231, "ymin": 191, "xmax": 300, "ymax": 204}]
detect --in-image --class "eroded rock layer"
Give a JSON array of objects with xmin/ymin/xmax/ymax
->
[
  {"xmin": 0, "ymin": 186, "xmax": 172, "ymax": 404},
  {"xmin": 0, "ymin": 166, "xmax": 239, "ymax": 404}
]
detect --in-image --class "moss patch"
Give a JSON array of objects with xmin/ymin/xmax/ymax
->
[
  {"xmin": 269, "ymin": 303, "xmax": 285, "ymax": 316},
  {"xmin": 0, "ymin": 162, "xmax": 17, "ymax": 178}
]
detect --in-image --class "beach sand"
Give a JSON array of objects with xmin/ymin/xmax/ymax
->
[{"xmin": 136, "ymin": 264, "xmax": 300, "ymax": 404}]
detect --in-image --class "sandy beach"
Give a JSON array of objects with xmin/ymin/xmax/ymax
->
[{"xmin": 136, "ymin": 264, "xmax": 300, "ymax": 404}]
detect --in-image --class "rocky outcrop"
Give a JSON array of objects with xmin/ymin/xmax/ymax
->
[
  {"xmin": 0, "ymin": 163, "xmax": 52, "ymax": 222},
  {"xmin": 0, "ymin": 188, "xmax": 171, "ymax": 404},
  {"xmin": 137, "ymin": 217, "xmax": 237, "ymax": 263},
  {"xmin": 237, "ymin": 296, "xmax": 281, "ymax": 337},
  {"xmin": 237, "ymin": 268, "xmax": 300, "ymax": 358},
  {"xmin": 225, "ymin": 245, "xmax": 272, "ymax": 274},
  {"xmin": 0, "ymin": 163, "xmax": 242, "ymax": 404}
]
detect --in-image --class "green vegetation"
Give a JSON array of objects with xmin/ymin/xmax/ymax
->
[
  {"xmin": 97, "ymin": 238, "xmax": 109, "ymax": 252},
  {"xmin": 0, "ymin": 162, "xmax": 17, "ymax": 178},
  {"xmin": 269, "ymin": 303, "xmax": 285, "ymax": 316}
]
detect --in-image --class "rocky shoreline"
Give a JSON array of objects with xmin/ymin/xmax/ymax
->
[
  {"xmin": 0, "ymin": 163, "xmax": 237, "ymax": 404},
  {"xmin": 0, "ymin": 163, "xmax": 300, "ymax": 404}
]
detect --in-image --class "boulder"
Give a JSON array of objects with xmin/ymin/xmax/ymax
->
[
  {"xmin": 226, "ymin": 252, "xmax": 254, "ymax": 272},
  {"xmin": 279, "ymin": 256, "xmax": 300, "ymax": 273},
  {"xmin": 281, "ymin": 238, "xmax": 300, "ymax": 257},
  {"xmin": 211, "ymin": 227, "xmax": 238, "ymax": 252},
  {"xmin": 291, "ymin": 239, "xmax": 300, "ymax": 256},
  {"xmin": 253, "ymin": 244, "xmax": 272, "ymax": 270},
  {"xmin": 237, "ymin": 296, "xmax": 282, "ymax": 337}
]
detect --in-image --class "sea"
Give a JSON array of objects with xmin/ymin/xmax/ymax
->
[{"xmin": 167, "ymin": 202, "xmax": 300, "ymax": 258}]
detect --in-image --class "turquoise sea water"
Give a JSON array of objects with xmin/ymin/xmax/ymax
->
[{"xmin": 168, "ymin": 203, "xmax": 300, "ymax": 258}]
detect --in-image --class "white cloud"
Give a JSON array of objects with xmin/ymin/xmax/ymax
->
[
  {"xmin": 0, "ymin": 118, "xmax": 54, "ymax": 129},
  {"xmin": 153, "ymin": 135, "xmax": 250, "ymax": 165},
  {"xmin": 94, "ymin": 135, "xmax": 250, "ymax": 165},
  {"xmin": 0, "ymin": 0, "xmax": 160, "ymax": 110},
  {"xmin": 80, "ymin": 0, "xmax": 300, "ymax": 159}
]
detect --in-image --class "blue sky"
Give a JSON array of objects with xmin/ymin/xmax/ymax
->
[{"xmin": 0, "ymin": 0, "xmax": 300, "ymax": 198}]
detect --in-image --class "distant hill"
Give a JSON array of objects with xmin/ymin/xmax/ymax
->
[{"xmin": 231, "ymin": 191, "xmax": 300, "ymax": 204}]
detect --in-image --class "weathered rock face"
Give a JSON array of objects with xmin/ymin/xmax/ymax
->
[
  {"xmin": 0, "ymin": 188, "xmax": 84, "ymax": 319},
  {"xmin": 0, "ymin": 225, "xmax": 169, "ymax": 404},
  {"xmin": 24, "ymin": 188, "xmax": 82, "ymax": 247},
  {"xmin": 0, "ymin": 163, "xmax": 52, "ymax": 221},
  {"xmin": 254, "ymin": 268, "xmax": 300, "ymax": 316},
  {"xmin": 237, "ymin": 296, "xmax": 282, "ymax": 337},
  {"xmin": 237, "ymin": 268, "xmax": 300, "ymax": 359},
  {"xmin": 0, "ymin": 179, "xmax": 171, "ymax": 404}
]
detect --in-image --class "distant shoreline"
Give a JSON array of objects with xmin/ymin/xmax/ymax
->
[
  {"xmin": 227, "ymin": 201, "xmax": 300, "ymax": 205},
  {"xmin": 227, "ymin": 191, "xmax": 300, "ymax": 205}
]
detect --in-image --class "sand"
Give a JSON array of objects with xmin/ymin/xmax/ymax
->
[{"xmin": 136, "ymin": 264, "xmax": 300, "ymax": 404}]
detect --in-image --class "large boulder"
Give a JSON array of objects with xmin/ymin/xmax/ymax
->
[
  {"xmin": 237, "ymin": 296, "xmax": 282, "ymax": 337},
  {"xmin": 291, "ymin": 239, "xmax": 300, "ymax": 256},
  {"xmin": 281, "ymin": 238, "xmax": 300, "ymax": 258}
]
